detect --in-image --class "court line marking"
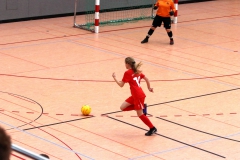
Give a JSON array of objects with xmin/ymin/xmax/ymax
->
[
  {"xmin": 107, "ymin": 116, "xmax": 225, "ymax": 158},
  {"xmin": 24, "ymin": 116, "xmax": 94, "ymax": 131},
  {"xmin": 0, "ymin": 120, "xmax": 95, "ymax": 160},
  {"xmin": 156, "ymin": 117, "xmax": 240, "ymax": 143},
  {"xmin": 68, "ymin": 39, "xmax": 240, "ymax": 88},
  {"xmin": 101, "ymin": 87, "xmax": 240, "ymax": 115},
  {"xmin": 0, "ymin": 91, "xmax": 43, "ymax": 130},
  {"xmin": 130, "ymin": 131, "xmax": 240, "ymax": 160},
  {"xmin": 89, "ymin": 34, "xmax": 240, "ymax": 70},
  {"xmin": 5, "ymin": 109, "xmax": 131, "ymax": 159}
]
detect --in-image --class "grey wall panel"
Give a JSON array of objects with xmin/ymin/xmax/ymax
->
[
  {"xmin": 40, "ymin": 0, "xmax": 75, "ymax": 15},
  {"xmin": 0, "ymin": 0, "xmax": 28, "ymax": 20},
  {"xmin": 0, "ymin": 0, "xmax": 211, "ymax": 21},
  {"xmin": 28, "ymin": 0, "xmax": 41, "ymax": 17},
  {"xmin": 29, "ymin": 0, "xmax": 75, "ymax": 17}
]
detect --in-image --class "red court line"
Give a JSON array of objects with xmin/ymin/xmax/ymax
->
[
  {"xmin": 49, "ymin": 56, "xmax": 123, "ymax": 70},
  {"xmin": 180, "ymin": 24, "xmax": 239, "ymax": 41},
  {"xmin": 0, "ymin": 72, "xmax": 240, "ymax": 82},
  {"xmin": 0, "ymin": 14, "xmax": 238, "ymax": 46},
  {"xmin": 11, "ymin": 153, "xmax": 26, "ymax": 160},
  {"xmin": 78, "ymin": 34, "xmax": 240, "ymax": 76},
  {"xmin": 44, "ymin": 117, "xmax": 164, "ymax": 159},
  {"xmin": 8, "ymin": 93, "xmax": 36, "ymax": 104},
  {"xmin": 74, "ymin": 35, "xmax": 240, "ymax": 85},
  {"xmin": 0, "ymin": 32, "xmax": 92, "ymax": 46},
  {"xmin": 13, "ymin": 138, "xmax": 60, "ymax": 160},
  {"xmin": 3, "ymin": 110, "xmax": 134, "ymax": 159},
  {"xmin": 1, "ymin": 111, "xmax": 81, "ymax": 160},
  {"xmin": 0, "ymin": 51, "xmax": 49, "ymax": 69},
  {"xmin": 98, "ymin": 36, "xmax": 239, "ymax": 77},
  {"xmin": 174, "ymin": 115, "xmax": 182, "ymax": 117},
  {"xmin": 104, "ymin": 34, "xmax": 240, "ymax": 68},
  {"xmin": 39, "ymin": 128, "xmax": 82, "ymax": 160},
  {"xmin": 43, "ymin": 115, "xmax": 165, "ymax": 159},
  {"xmin": 100, "ymin": 14, "xmax": 240, "ymax": 33},
  {"xmin": 86, "ymin": 33, "xmax": 240, "ymax": 77},
  {"xmin": 0, "ymin": 97, "xmax": 40, "ymax": 113}
]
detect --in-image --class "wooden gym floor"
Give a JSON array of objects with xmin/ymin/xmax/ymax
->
[{"xmin": 0, "ymin": 0, "xmax": 240, "ymax": 159}]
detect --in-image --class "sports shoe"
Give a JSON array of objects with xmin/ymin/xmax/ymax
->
[
  {"xmin": 141, "ymin": 37, "xmax": 149, "ymax": 43},
  {"xmin": 170, "ymin": 38, "xmax": 174, "ymax": 45},
  {"xmin": 143, "ymin": 103, "xmax": 147, "ymax": 115},
  {"xmin": 145, "ymin": 127, "xmax": 157, "ymax": 136}
]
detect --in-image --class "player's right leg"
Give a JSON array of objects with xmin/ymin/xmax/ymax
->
[
  {"xmin": 141, "ymin": 15, "xmax": 161, "ymax": 43},
  {"xmin": 120, "ymin": 101, "xmax": 134, "ymax": 111},
  {"xmin": 120, "ymin": 96, "xmax": 135, "ymax": 111},
  {"xmin": 136, "ymin": 109, "xmax": 157, "ymax": 136}
]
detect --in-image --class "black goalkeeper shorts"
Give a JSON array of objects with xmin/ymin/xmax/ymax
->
[{"xmin": 152, "ymin": 15, "xmax": 171, "ymax": 29}]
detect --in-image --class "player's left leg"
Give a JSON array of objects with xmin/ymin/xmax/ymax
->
[{"xmin": 164, "ymin": 17, "xmax": 174, "ymax": 45}]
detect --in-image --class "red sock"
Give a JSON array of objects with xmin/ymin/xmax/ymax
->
[
  {"xmin": 139, "ymin": 114, "xmax": 154, "ymax": 128},
  {"xmin": 123, "ymin": 105, "xmax": 135, "ymax": 111}
]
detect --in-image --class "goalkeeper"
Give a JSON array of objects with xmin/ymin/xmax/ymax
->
[{"xmin": 141, "ymin": 0, "xmax": 176, "ymax": 45}]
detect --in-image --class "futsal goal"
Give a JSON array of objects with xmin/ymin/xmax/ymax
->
[{"xmin": 73, "ymin": 0, "xmax": 178, "ymax": 33}]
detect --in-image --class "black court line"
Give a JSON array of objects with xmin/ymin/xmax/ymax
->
[
  {"xmin": 156, "ymin": 117, "xmax": 240, "ymax": 143},
  {"xmin": 24, "ymin": 116, "xmax": 94, "ymax": 131},
  {"xmin": 0, "ymin": 91, "xmax": 44, "ymax": 131},
  {"xmin": 148, "ymin": 88, "xmax": 240, "ymax": 107},
  {"xmin": 108, "ymin": 116, "xmax": 225, "ymax": 158},
  {"xmin": 108, "ymin": 116, "xmax": 226, "ymax": 158},
  {"xmin": 102, "ymin": 88, "xmax": 240, "ymax": 115}
]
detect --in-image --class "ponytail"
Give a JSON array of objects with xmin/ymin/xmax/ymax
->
[{"xmin": 125, "ymin": 57, "xmax": 142, "ymax": 74}]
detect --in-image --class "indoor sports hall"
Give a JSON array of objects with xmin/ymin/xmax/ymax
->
[{"xmin": 0, "ymin": 0, "xmax": 240, "ymax": 159}]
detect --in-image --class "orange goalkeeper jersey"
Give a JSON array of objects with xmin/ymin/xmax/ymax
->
[{"xmin": 155, "ymin": 0, "xmax": 176, "ymax": 17}]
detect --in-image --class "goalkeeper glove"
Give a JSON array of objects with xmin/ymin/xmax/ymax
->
[{"xmin": 169, "ymin": 11, "xmax": 174, "ymax": 16}]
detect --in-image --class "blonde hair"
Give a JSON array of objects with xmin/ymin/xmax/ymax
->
[{"xmin": 125, "ymin": 57, "xmax": 142, "ymax": 74}]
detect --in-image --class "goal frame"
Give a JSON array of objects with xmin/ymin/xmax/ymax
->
[{"xmin": 73, "ymin": 0, "xmax": 178, "ymax": 33}]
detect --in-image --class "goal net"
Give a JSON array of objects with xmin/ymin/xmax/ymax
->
[{"xmin": 73, "ymin": 0, "xmax": 155, "ymax": 33}]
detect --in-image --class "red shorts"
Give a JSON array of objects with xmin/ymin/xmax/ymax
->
[{"xmin": 125, "ymin": 96, "xmax": 145, "ymax": 110}]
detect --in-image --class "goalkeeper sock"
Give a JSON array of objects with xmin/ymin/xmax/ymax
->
[
  {"xmin": 147, "ymin": 29, "xmax": 155, "ymax": 37},
  {"xmin": 167, "ymin": 31, "xmax": 173, "ymax": 39}
]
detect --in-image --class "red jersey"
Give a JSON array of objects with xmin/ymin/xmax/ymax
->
[{"xmin": 122, "ymin": 69, "xmax": 146, "ymax": 98}]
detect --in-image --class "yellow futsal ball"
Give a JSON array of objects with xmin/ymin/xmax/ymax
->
[{"xmin": 81, "ymin": 105, "xmax": 91, "ymax": 116}]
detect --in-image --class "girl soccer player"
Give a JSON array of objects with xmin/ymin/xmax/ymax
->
[
  {"xmin": 141, "ymin": 0, "xmax": 176, "ymax": 45},
  {"xmin": 112, "ymin": 57, "xmax": 157, "ymax": 136}
]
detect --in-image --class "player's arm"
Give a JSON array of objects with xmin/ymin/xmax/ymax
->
[
  {"xmin": 169, "ymin": 2, "xmax": 176, "ymax": 16},
  {"xmin": 143, "ymin": 76, "xmax": 153, "ymax": 92},
  {"xmin": 153, "ymin": 2, "xmax": 158, "ymax": 10},
  {"xmin": 112, "ymin": 72, "xmax": 125, "ymax": 87}
]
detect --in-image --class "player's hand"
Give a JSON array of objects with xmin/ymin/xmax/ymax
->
[
  {"xmin": 112, "ymin": 72, "xmax": 116, "ymax": 78},
  {"xmin": 148, "ymin": 88, "xmax": 154, "ymax": 92},
  {"xmin": 169, "ymin": 11, "xmax": 174, "ymax": 16},
  {"xmin": 153, "ymin": 6, "xmax": 158, "ymax": 10}
]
